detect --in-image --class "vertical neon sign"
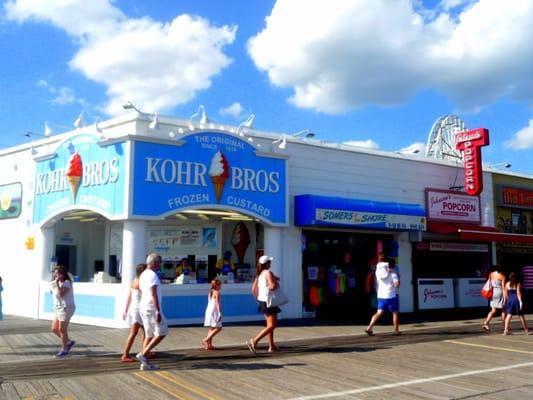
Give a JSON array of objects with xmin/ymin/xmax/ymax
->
[{"xmin": 455, "ymin": 128, "xmax": 489, "ymax": 196}]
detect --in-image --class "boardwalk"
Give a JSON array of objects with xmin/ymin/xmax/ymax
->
[{"xmin": 1, "ymin": 315, "xmax": 532, "ymax": 399}]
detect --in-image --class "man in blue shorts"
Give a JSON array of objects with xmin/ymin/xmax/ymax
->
[{"xmin": 365, "ymin": 256, "xmax": 400, "ymax": 336}]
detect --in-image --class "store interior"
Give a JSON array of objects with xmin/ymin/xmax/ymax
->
[{"xmin": 301, "ymin": 229, "xmax": 393, "ymax": 321}]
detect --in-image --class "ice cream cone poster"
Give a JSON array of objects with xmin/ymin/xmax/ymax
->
[
  {"xmin": 66, "ymin": 152, "xmax": 83, "ymax": 202},
  {"xmin": 33, "ymin": 133, "xmax": 126, "ymax": 224},
  {"xmin": 231, "ymin": 221, "xmax": 250, "ymax": 264},
  {"xmin": 208, "ymin": 150, "xmax": 229, "ymax": 203}
]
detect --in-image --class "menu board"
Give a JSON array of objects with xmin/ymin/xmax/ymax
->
[{"xmin": 148, "ymin": 227, "xmax": 219, "ymax": 250}]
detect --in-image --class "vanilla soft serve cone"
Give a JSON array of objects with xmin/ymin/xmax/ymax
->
[
  {"xmin": 208, "ymin": 150, "xmax": 229, "ymax": 202},
  {"xmin": 66, "ymin": 152, "xmax": 83, "ymax": 202}
]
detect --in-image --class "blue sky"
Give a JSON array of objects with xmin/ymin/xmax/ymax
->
[{"xmin": 2, "ymin": 0, "xmax": 533, "ymax": 173}]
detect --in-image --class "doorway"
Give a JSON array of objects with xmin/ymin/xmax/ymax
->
[
  {"xmin": 55, "ymin": 245, "xmax": 77, "ymax": 276},
  {"xmin": 302, "ymin": 230, "xmax": 393, "ymax": 321}
]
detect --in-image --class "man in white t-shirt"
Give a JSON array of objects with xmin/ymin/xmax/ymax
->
[
  {"xmin": 365, "ymin": 255, "xmax": 400, "ymax": 336},
  {"xmin": 136, "ymin": 253, "xmax": 168, "ymax": 370}
]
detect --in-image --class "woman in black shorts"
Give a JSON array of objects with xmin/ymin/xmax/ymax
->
[{"xmin": 247, "ymin": 255, "xmax": 281, "ymax": 353}]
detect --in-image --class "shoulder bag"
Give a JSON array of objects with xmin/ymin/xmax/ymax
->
[
  {"xmin": 266, "ymin": 287, "xmax": 289, "ymax": 307},
  {"xmin": 481, "ymin": 278, "xmax": 493, "ymax": 300}
]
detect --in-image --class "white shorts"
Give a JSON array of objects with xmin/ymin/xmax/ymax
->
[
  {"xmin": 140, "ymin": 309, "xmax": 168, "ymax": 337},
  {"xmin": 127, "ymin": 307, "xmax": 143, "ymax": 327},
  {"xmin": 55, "ymin": 305, "xmax": 75, "ymax": 322}
]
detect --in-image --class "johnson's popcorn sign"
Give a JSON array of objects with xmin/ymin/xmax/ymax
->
[{"xmin": 426, "ymin": 188, "xmax": 481, "ymax": 223}]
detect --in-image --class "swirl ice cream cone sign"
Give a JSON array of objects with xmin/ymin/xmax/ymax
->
[
  {"xmin": 133, "ymin": 131, "xmax": 288, "ymax": 225},
  {"xmin": 66, "ymin": 152, "xmax": 83, "ymax": 202},
  {"xmin": 209, "ymin": 151, "xmax": 229, "ymax": 203}
]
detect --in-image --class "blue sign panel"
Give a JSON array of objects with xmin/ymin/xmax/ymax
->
[
  {"xmin": 33, "ymin": 134, "xmax": 126, "ymax": 224},
  {"xmin": 295, "ymin": 194, "xmax": 426, "ymax": 231},
  {"xmin": 132, "ymin": 132, "xmax": 287, "ymax": 225}
]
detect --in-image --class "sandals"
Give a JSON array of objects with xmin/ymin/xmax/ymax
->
[
  {"xmin": 246, "ymin": 339, "xmax": 256, "ymax": 354},
  {"xmin": 364, "ymin": 329, "xmax": 375, "ymax": 336},
  {"xmin": 120, "ymin": 356, "xmax": 135, "ymax": 363},
  {"xmin": 482, "ymin": 324, "xmax": 490, "ymax": 332}
]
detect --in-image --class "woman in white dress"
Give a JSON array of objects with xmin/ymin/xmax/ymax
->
[
  {"xmin": 121, "ymin": 263, "xmax": 146, "ymax": 362},
  {"xmin": 202, "ymin": 278, "xmax": 222, "ymax": 350}
]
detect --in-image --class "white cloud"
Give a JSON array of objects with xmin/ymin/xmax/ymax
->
[
  {"xmin": 6, "ymin": 0, "xmax": 236, "ymax": 115},
  {"xmin": 220, "ymin": 102, "xmax": 244, "ymax": 119},
  {"xmin": 399, "ymin": 142, "xmax": 426, "ymax": 154},
  {"xmin": 51, "ymin": 87, "xmax": 76, "ymax": 105},
  {"xmin": 36, "ymin": 79, "xmax": 85, "ymax": 106},
  {"xmin": 343, "ymin": 139, "xmax": 379, "ymax": 149},
  {"xmin": 505, "ymin": 120, "xmax": 533, "ymax": 150},
  {"xmin": 439, "ymin": 0, "xmax": 474, "ymax": 11},
  {"xmin": 248, "ymin": 0, "xmax": 533, "ymax": 114}
]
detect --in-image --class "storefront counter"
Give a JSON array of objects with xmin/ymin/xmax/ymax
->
[
  {"xmin": 454, "ymin": 278, "xmax": 487, "ymax": 308},
  {"xmin": 39, "ymin": 280, "xmax": 262, "ymax": 328},
  {"xmin": 417, "ymin": 278, "xmax": 455, "ymax": 310}
]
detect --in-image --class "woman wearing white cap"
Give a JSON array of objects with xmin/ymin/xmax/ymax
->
[{"xmin": 247, "ymin": 255, "xmax": 280, "ymax": 353}]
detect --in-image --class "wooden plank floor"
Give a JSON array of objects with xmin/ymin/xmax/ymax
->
[{"xmin": 2, "ymin": 315, "xmax": 533, "ymax": 399}]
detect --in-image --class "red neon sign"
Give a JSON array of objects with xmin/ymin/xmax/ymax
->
[{"xmin": 455, "ymin": 128, "xmax": 489, "ymax": 196}]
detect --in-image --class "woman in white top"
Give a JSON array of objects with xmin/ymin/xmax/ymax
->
[
  {"xmin": 121, "ymin": 263, "xmax": 147, "ymax": 362},
  {"xmin": 50, "ymin": 265, "xmax": 76, "ymax": 358},
  {"xmin": 247, "ymin": 255, "xmax": 281, "ymax": 353}
]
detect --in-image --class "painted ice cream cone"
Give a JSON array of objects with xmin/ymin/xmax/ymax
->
[
  {"xmin": 231, "ymin": 222, "xmax": 250, "ymax": 264},
  {"xmin": 208, "ymin": 151, "xmax": 229, "ymax": 203},
  {"xmin": 66, "ymin": 152, "xmax": 83, "ymax": 202},
  {"xmin": 212, "ymin": 180, "xmax": 225, "ymax": 202},
  {"xmin": 68, "ymin": 176, "xmax": 81, "ymax": 201}
]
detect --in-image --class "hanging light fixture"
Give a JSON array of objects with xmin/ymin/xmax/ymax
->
[
  {"xmin": 122, "ymin": 101, "xmax": 143, "ymax": 113},
  {"xmin": 44, "ymin": 122, "xmax": 53, "ymax": 137},
  {"xmin": 292, "ymin": 128, "xmax": 315, "ymax": 139},
  {"xmin": 73, "ymin": 111, "xmax": 86, "ymax": 128},
  {"xmin": 272, "ymin": 134, "xmax": 287, "ymax": 150},
  {"xmin": 188, "ymin": 105, "xmax": 208, "ymax": 131},
  {"xmin": 149, "ymin": 112, "xmax": 160, "ymax": 130}
]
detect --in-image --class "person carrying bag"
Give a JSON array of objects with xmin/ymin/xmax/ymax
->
[{"xmin": 248, "ymin": 255, "xmax": 285, "ymax": 354}]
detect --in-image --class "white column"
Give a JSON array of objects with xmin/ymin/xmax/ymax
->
[
  {"xmin": 264, "ymin": 226, "xmax": 283, "ymax": 276},
  {"xmin": 38, "ymin": 226, "xmax": 55, "ymax": 281},
  {"xmin": 122, "ymin": 220, "xmax": 147, "ymax": 288},
  {"xmin": 397, "ymin": 232, "xmax": 414, "ymax": 313}
]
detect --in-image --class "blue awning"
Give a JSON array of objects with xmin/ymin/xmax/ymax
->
[{"xmin": 295, "ymin": 194, "xmax": 426, "ymax": 231}]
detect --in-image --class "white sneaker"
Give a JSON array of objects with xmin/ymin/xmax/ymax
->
[
  {"xmin": 136, "ymin": 352, "xmax": 148, "ymax": 364},
  {"xmin": 140, "ymin": 363, "xmax": 159, "ymax": 371}
]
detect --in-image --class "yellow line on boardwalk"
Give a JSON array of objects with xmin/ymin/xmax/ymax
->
[
  {"xmin": 156, "ymin": 370, "xmax": 221, "ymax": 400},
  {"xmin": 133, "ymin": 371, "xmax": 187, "ymax": 400},
  {"xmin": 445, "ymin": 340, "xmax": 533, "ymax": 355}
]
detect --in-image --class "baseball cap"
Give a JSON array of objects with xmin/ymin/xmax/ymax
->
[{"xmin": 259, "ymin": 255, "xmax": 273, "ymax": 265}]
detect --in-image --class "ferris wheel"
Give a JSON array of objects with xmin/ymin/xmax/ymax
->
[{"xmin": 425, "ymin": 115, "xmax": 467, "ymax": 161}]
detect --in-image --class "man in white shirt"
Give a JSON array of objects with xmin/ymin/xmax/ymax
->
[
  {"xmin": 136, "ymin": 253, "xmax": 168, "ymax": 370},
  {"xmin": 365, "ymin": 255, "xmax": 400, "ymax": 336}
]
